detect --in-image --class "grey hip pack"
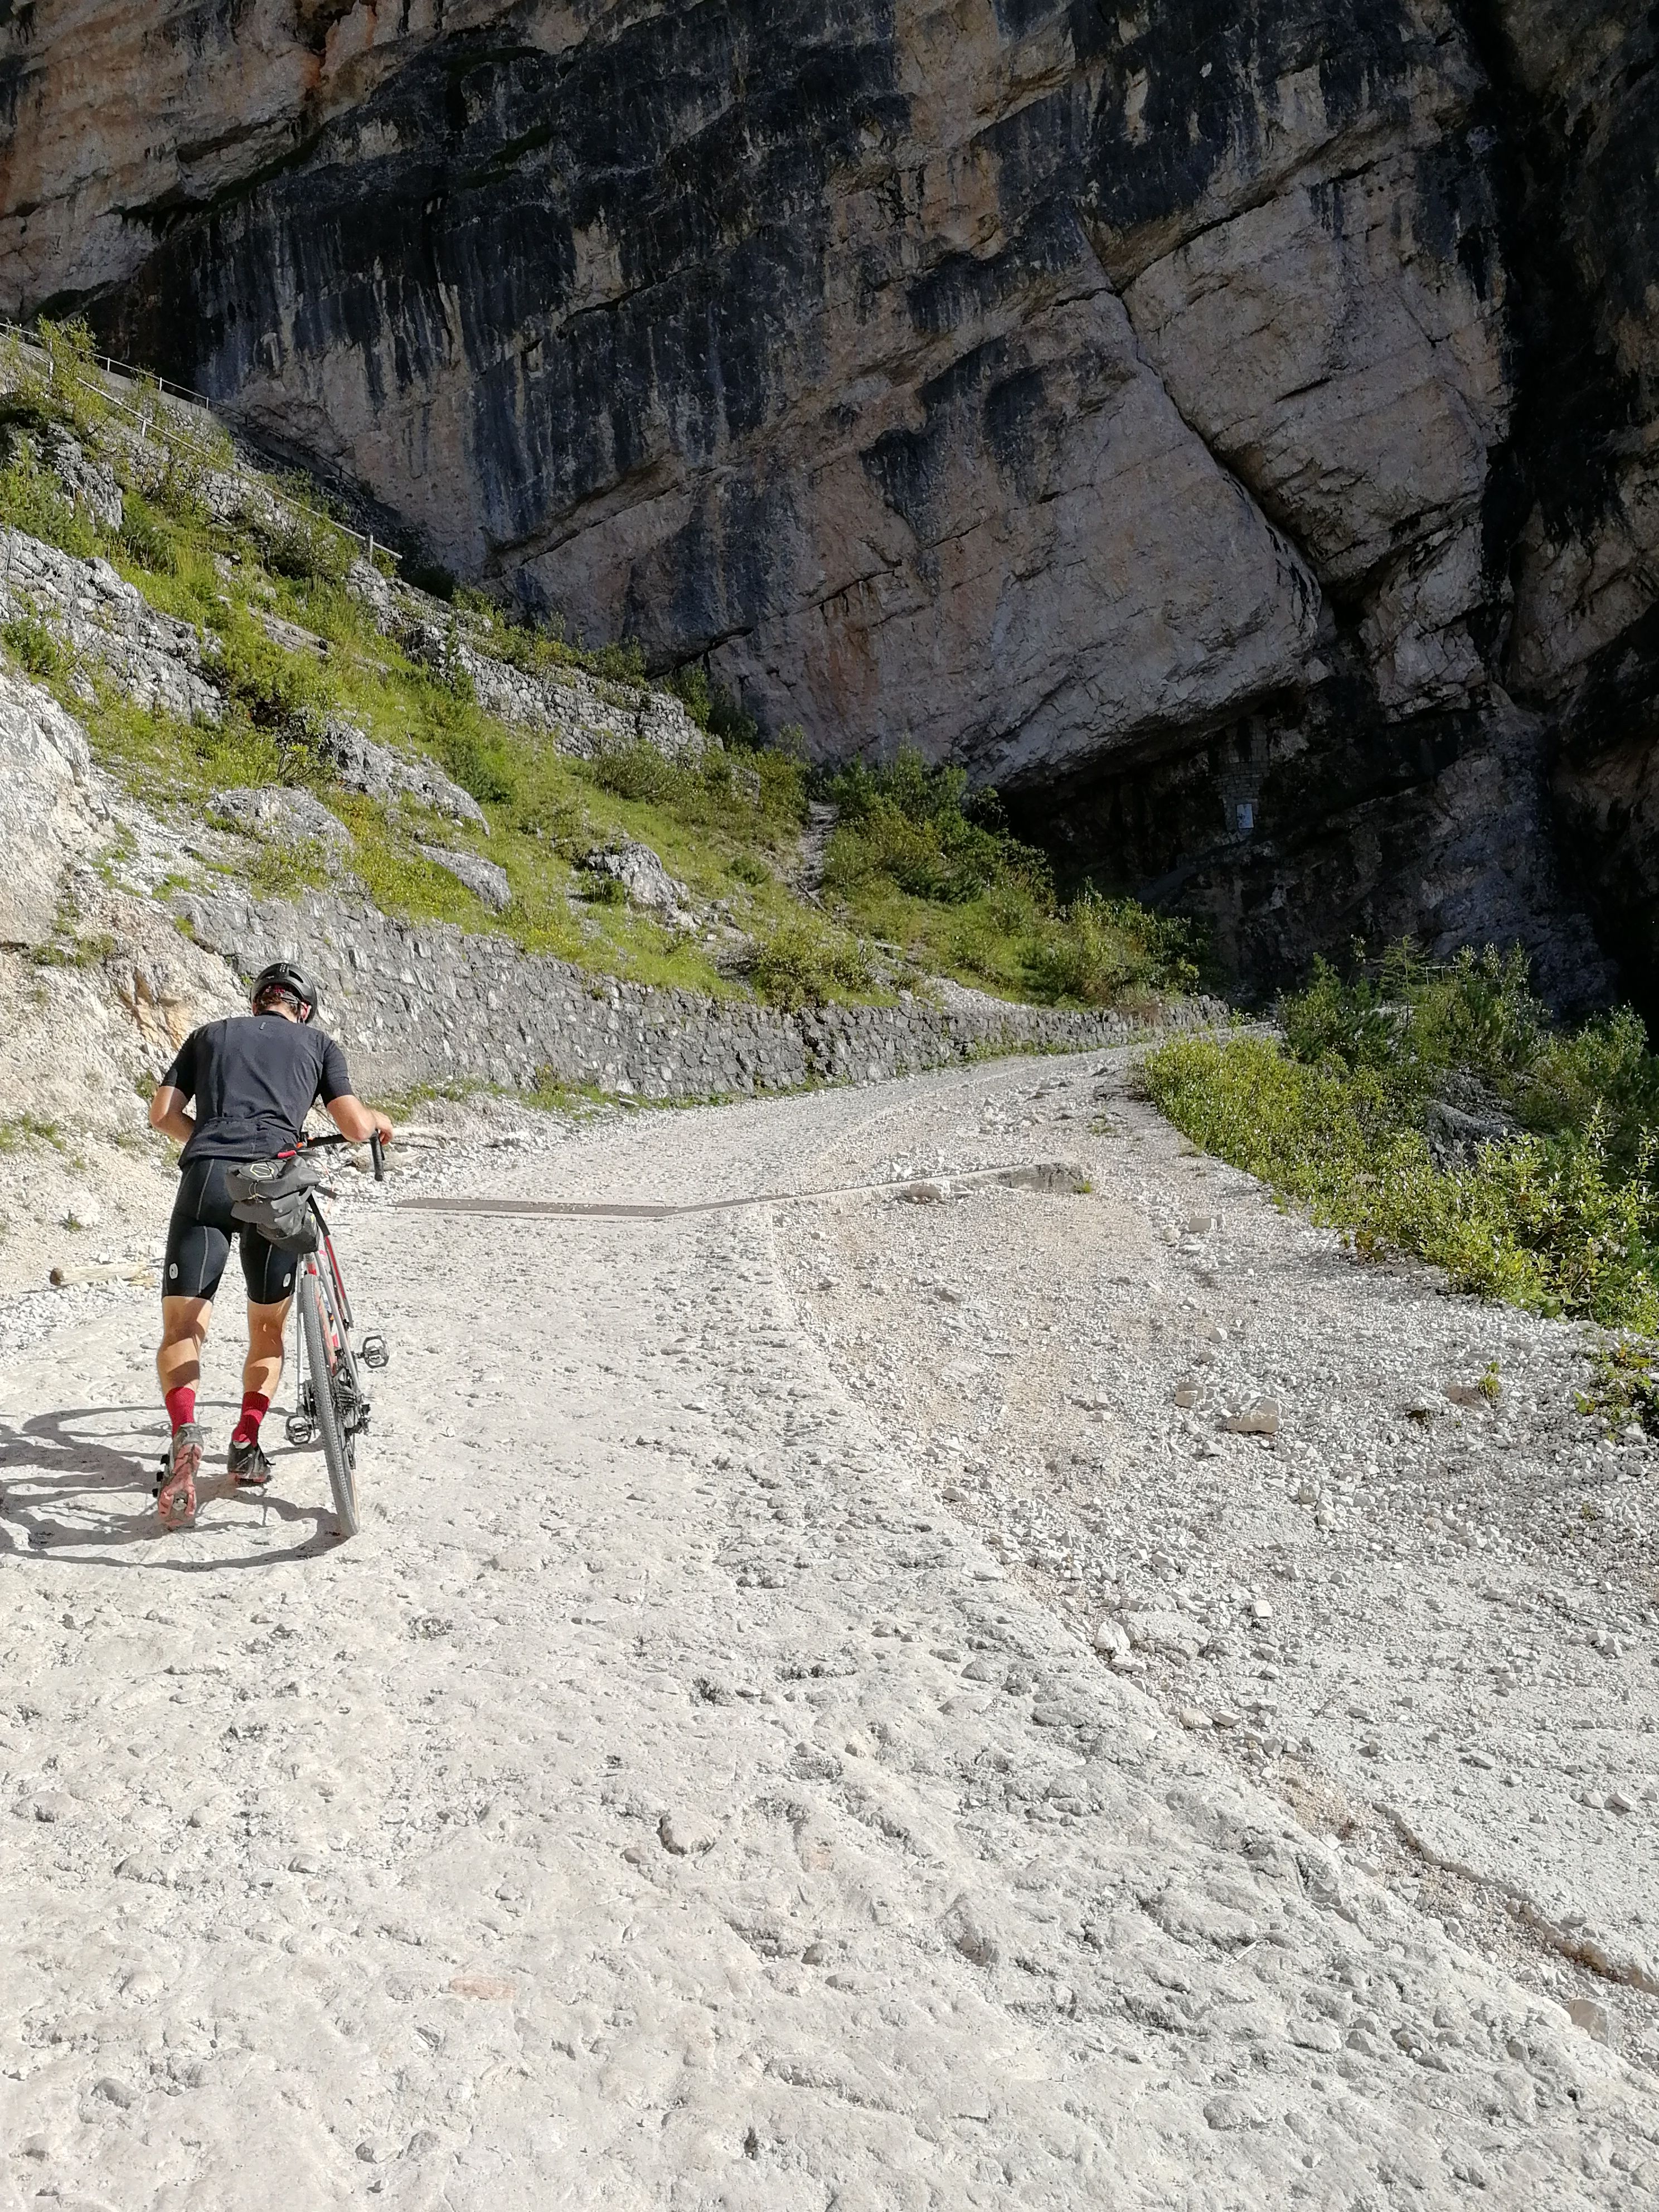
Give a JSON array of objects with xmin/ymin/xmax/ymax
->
[{"xmin": 225, "ymin": 1156, "xmax": 324, "ymax": 1254}]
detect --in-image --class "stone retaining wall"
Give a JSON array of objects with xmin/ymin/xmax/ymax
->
[{"xmin": 173, "ymin": 882, "xmax": 1225, "ymax": 1103}]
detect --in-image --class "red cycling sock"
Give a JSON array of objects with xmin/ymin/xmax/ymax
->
[
  {"xmin": 232, "ymin": 1393, "xmax": 271, "ymax": 1447},
  {"xmin": 164, "ymin": 1385, "xmax": 196, "ymax": 1434}
]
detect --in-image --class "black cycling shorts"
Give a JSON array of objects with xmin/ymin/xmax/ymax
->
[{"xmin": 163, "ymin": 1160, "xmax": 300, "ymax": 1307}]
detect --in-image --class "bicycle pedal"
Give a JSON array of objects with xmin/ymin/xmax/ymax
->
[
  {"xmin": 285, "ymin": 1414, "xmax": 315, "ymax": 1447},
  {"xmin": 361, "ymin": 1333, "xmax": 389, "ymax": 1371}
]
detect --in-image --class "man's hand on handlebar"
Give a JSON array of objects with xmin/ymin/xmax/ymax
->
[{"xmin": 326, "ymin": 1093, "xmax": 394, "ymax": 1148}]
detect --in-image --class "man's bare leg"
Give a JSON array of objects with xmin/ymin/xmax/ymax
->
[
  {"xmin": 244, "ymin": 1299, "xmax": 290, "ymax": 1403},
  {"xmin": 229, "ymin": 1299, "xmax": 292, "ymax": 1488},
  {"xmin": 156, "ymin": 1295, "xmax": 212, "ymax": 1526}
]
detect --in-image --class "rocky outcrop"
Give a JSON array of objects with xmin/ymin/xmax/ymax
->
[
  {"xmin": 314, "ymin": 713, "xmax": 488, "ymax": 829},
  {"xmin": 0, "ymin": 525, "xmax": 221, "ymax": 724},
  {"xmin": 0, "ymin": 664, "xmax": 103, "ymax": 948},
  {"xmin": 2, "ymin": 3, "xmax": 1656, "ymax": 1005},
  {"xmin": 207, "ymin": 783, "xmax": 355, "ymax": 862}
]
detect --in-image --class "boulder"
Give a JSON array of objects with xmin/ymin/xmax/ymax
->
[
  {"xmin": 416, "ymin": 844, "xmax": 511, "ymax": 912},
  {"xmin": 314, "ymin": 714, "xmax": 486, "ymax": 830},
  {"xmin": 581, "ymin": 840, "xmax": 692, "ymax": 924},
  {"xmin": 208, "ymin": 785, "xmax": 352, "ymax": 862}
]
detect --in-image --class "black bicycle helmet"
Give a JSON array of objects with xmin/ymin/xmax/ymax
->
[{"xmin": 250, "ymin": 959, "xmax": 319, "ymax": 1022}]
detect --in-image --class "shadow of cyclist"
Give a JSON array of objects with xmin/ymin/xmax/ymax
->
[{"xmin": 0, "ymin": 1404, "xmax": 340, "ymax": 1566}]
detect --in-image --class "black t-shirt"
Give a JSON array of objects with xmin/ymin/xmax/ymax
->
[{"xmin": 161, "ymin": 1015, "xmax": 352, "ymax": 1166}]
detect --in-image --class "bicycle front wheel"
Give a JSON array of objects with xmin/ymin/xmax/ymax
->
[{"xmin": 301, "ymin": 1269, "xmax": 358, "ymax": 1539}]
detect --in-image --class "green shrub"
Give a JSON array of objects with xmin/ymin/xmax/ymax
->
[
  {"xmin": 1, "ymin": 318, "xmax": 110, "ymax": 443},
  {"xmin": 810, "ymin": 744, "xmax": 1196, "ymax": 1008},
  {"xmin": 411, "ymin": 683, "xmax": 515, "ymax": 804},
  {"xmin": 1025, "ymin": 889, "xmax": 1199, "ymax": 1007},
  {"xmin": 0, "ymin": 446, "xmax": 100, "ymax": 559},
  {"xmin": 2, "ymin": 611, "xmax": 65, "ymax": 680},
  {"xmin": 118, "ymin": 492, "xmax": 181, "ymax": 575},
  {"xmin": 588, "ymin": 738, "xmax": 682, "ymax": 806},
  {"xmin": 202, "ymin": 613, "xmax": 330, "ymax": 736},
  {"xmin": 1142, "ymin": 947, "xmax": 1659, "ymax": 1332},
  {"xmin": 588, "ymin": 638, "xmax": 647, "ymax": 686},
  {"xmin": 257, "ymin": 508, "xmax": 353, "ymax": 586},
  {"xmin": 826, "ymin": 746, "xmax": 1042, "ymax": 904},
  {"xmin": 666, "ymin": 663, "xmax": 761, "ymax": 749},
  {"xmin": 746, "ymin": 921, "xmax": 872, "ymax": 1009},
  {"xmin": 581, "ymin": 733, "xmax": 808, "ymax": 832},
  {"xmin": 1578, "ymin": 1338, "xmax": 1659, "ymax": 1436},
  {"xmin": 667, "ymin": 663, "xmax": 714, "ymax": 729},
  {"xmin": 1282, "ymin": 943, "xmax": 1541, "ymax": 1092},
  {"xmin": 753, "ymin": 746, "xmax": 811, "ymax": 826}
]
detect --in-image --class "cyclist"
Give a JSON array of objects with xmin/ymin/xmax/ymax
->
[{"xmin": 147, "ymin": 959, "xmax": 394, "ymax": 1529}]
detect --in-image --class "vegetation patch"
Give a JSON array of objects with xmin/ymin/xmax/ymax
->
[
  {"xmin": 744, "ymin": 920, "xmax": 875, "ymax": 1011},
  {"xmin": 1578, "ymin": 1339, "xmax": 1659, "ymax": 1437},
  {"xmin": 1142, "ymin": 945, "xmax": 1659, "ymax": 1333},
  {"xmin": 2, "ymin": 610, "xmax": 66, "ymax": 681},
  {"xmin": 0, "ymin": 1113, "xmax": 66, "ymax": 1153},
  {"xmin": 820, "ymin": 748, "xmax": 1199, "ymax": 1006},
  {"xmin": 0, "ymin": 319, "xmax": 1196, "ymax": 1021}
]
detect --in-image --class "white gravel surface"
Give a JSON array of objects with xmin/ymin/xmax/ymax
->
[{"xmin": 1, "ymin": 1051, "xmax": 1656, "ymax": 2206}]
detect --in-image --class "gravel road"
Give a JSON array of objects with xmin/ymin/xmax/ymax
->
[{"xmin": 1, "ymin": 1051, "xmax": 1655, "ymax": 2207}]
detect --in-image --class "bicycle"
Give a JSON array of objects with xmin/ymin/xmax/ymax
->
[{"xmin": 283, "ymin": 1131, "xmax": 390, "ymax": 1539}]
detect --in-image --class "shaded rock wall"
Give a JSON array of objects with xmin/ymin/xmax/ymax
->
[{"xmin": 1, "ymin": 2, "xmax": 1655, "ymax": 1008}]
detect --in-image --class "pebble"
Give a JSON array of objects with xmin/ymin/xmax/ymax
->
[
  {"xmin": 1202, "ymin": 2093, "xmax": 1264, "ymax": 2132},
  {"xmin": 1221, "ymin": 1399, "xmax": 1280, "ymax": 1437},
  {"xmin": 1568, "ymin": 1996, "xmax": 1615, "ymax": 2046},
  {"xmin": 658, "ymin": 1810, "xmax": 719, "ymax": 1856}
]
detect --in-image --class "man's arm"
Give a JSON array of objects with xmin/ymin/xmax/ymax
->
[
  {"xmin": 148, "ymin": 1085, "xmax": 196, "ymax": 1147},
  {"xmin": 326, "ymin": 1094, "xmax": 395, "ymax": 1144},
  {"xmin": 319, "ymin": 1034, "xmax": 391, "ymax": 1147}
]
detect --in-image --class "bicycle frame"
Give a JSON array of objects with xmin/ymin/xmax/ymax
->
[{"xmin": 284, "ymin": 1137, "xmax": 388, "ymax": 1459}]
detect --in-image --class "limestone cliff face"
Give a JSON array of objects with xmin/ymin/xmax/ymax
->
[{"xmin": 1, "ymin": 2, "xmax": 1654, "ymax": 1006}]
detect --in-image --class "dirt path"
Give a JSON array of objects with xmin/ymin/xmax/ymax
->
[{"xmin": 1, "ymin": 1054, "xmax": 1655, "ymax": 2207}]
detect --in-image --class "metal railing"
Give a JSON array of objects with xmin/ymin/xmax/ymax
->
[{"xmin": 0, "ymin": 316, "xmax": 401, "ymax": 570}]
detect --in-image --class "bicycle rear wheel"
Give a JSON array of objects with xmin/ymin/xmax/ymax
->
[{"xmin": 300, "ymin": 1269, "xmax": 358, "ymax": 1538}]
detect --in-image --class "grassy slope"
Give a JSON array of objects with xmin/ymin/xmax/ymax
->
[{"xmin": 0, "ymin": 321, "xmax": 1198, "ymax": 1015}]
